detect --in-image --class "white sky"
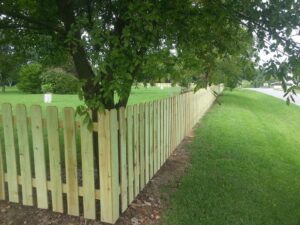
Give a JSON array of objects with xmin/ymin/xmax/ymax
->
[{"xmin": 258, "ymin": 30, "xmax": 300, "ymax": 65}]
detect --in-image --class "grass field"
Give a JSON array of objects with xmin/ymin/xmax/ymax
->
[
  {"xmin": 0, "ymin": 86, "xmax": 181, "ymax": 112},
  {"xmin": 164, "ymin": 90, "xmax": 300, "ymax": 225}
]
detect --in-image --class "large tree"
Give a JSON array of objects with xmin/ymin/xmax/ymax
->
[{"xmin": 0, "ymin": 0, "xmax": 299, "ymax": 111}]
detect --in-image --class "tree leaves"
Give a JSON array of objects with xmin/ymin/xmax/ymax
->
[{"xmin": 1, "ymin": 0, "xmax": 300, "ymax": 109}]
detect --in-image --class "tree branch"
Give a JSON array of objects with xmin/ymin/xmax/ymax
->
[
  {"xmin": 0, "ymin": 7, "xmax": 65, "ymax": 35},
  {"xmin": 0, "ymin": 22, "xmax": 53, "ymax": 34}
]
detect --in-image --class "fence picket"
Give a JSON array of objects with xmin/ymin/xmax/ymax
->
[
  {"xmin": 126, "ymin": 106, "xmax": 134, "ymax": 204},
  {"xmin": 161, "ymin": 100, "xmax": 165, "ymax": 166},
  {"xmin": 168, "ymin": 99, "xmax": 170, "ymax": 156},
  {"xmin": 2, "ymin": 103, "xmax": 19, "ymax": 203},
  {"xmin": 161, "ymin": 100, "xmax": 165, "ymax": 165},
  {"xmin": 133, "ymin": 105, "xmax": 140, "ymax": 195},
  {"xmin": 31, "ymin": 105, "xmax": 48, "ymax": 209},
  {"xmin": 153, "ymin": 101, "xmax": 158, "ymax": 174},
  {"xmin": 163, "ymin": 100, "xmax": 167, "ymax": 164},
  {"xmin": 165, "ymin": 100, "xmax": 168, "ymax": 159},
  {"xmin": 80, "ymin": 114, "xmax": 96, "ymax": 219},
  {"xmin": 139, "ymin": 104, "xmax": 145, "ymax": 189},
  {"xmin": 119, "ymin": 108, "xmax": 128, "ymax": 212},
  {"xmin": 16, "ymin": 104, "xmax": 33, "ymax": 206},
  {"xmin": 149, "ymin": 102, "xmax": 154, "ymax": 178},
  {"xmin": 157, "ymin": 101, "xmax": 161, "ymax": 170},
  {"xmin": 109, "ymin": 109, "xmax": 120, "ymax": 221},
  {"xmin": 0, "ymin": 137, "xmax": 5, "ymax": 200},
  {"xmin": 144, "ymin": 103, "xmax": 150, "ymax": 183},
  {"xmin": 98, "ymin": 110, "xmax": 119, "ymax": 224},
  {"xmin": 46, "ymin": 106, "xmax": 63, "ymax": 213},
  {"xmin": 63, "ymin": 107, "xmax": 79, "ymax": 216}
]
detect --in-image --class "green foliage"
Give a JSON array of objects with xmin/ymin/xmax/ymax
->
[
  {"xmin": 240, "ymin": 80, "xmax": 252, "ymax": 88},
  {"xmin": 252, "ymin": 72, "xmax": 266, "ymax": 88},
  {"xmin": 40, "ymin": 68, "xmax": 80, "ymax": 94},
  {"xmin": 1, "ymin": 0, "xmax": 300, "ymax": 109},
  {"xmin": 208, "ymin": 53, "xmax": 258, "ymax": 90},
  {"xmin": 41, "ymin": 83, "xmax": 53, "ymax": 93},
  {"xmin": 0, "ymin": 41, "xmax": 25, "ymax": 91},
  {"xmin": 17, "ymin": 63, "xmax": 43, "ymax": 93}
]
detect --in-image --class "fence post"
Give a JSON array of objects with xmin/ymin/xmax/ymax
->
[{"xmin": 98, "ymin": 110, "xmax": 120, "ymax": 224}]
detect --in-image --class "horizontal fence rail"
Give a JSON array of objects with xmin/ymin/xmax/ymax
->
[{"xmin": 0, "ymin": 85, "xmax": 223, "ymax": 224}]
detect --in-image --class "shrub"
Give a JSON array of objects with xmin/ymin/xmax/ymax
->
[
  {"xmin": 241, "ymin": 80, "xmax": 253, "ymax": 88},
  {"xmin": 41, "ymin": 68, "xmax": 80, "ymax": 94},
  {"xmin": 41, "ymin": 84, "xmax": 54, "ymax": 93},
  {"xmin": 17, "ymin": 63, "xmax": 43, "ymax": 93}
]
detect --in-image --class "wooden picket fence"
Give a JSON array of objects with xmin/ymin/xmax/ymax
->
[{"xmin": 0, "ymin": 85, "xmax": 223, "ymax": 224}]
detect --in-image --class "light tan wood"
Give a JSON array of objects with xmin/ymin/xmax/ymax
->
[
  {"xmin": 157, "ymin": 101, "xmax": 161, "ymax": 171},
  {"xmin": 46, "ymin": 106, "xmax": 63, "ymax": 213},
  {"xmin": 163, "ymin": 100, "xmax": 166, "ymax": 164},
  {"xmin": 119, "ymin": 108, "xmax": 128, "ymax": 212},
  {"xmin": 161, "ymin": 100, "xmax": 164, "ymax": 165},
  {"xmin": 0, "ymin": 137, "xmax": 5, "ymax": 200},
  {"xmin": 167, "ymin": 99, "xmax": 170, "ymax": 158},
  {"xmin": 153, "ymin": 101, "xmax": 158, "ymax": 173},
  {"xmin": 80, "ymin": 113, "xmax": 96, "ymax": 219},
  {"xmin": 133, "ymin": 105, "xmax": 140, "ymax": 195},
  {"xmin": 0, "ymin": 116, "xmax": 98, "ymax": 132},
  {"xmin": 109, "ymin": 109, "xmax": 120, "ymax": 222},
  {"xmin": 126, "ymin": 106, "xmax": 134, "ymax": 204},
  {"xmin": 31, "ymin": 105, "xmax": 48, "ymax": 209},
  {"xmin": 164, "ymin": 99, "xmax": 167, "ymax": 162},
  {"xmin": 98, "ymin": 110, "xmax": 120, "ymax": 224},
  {"xmin": 16, "ymin": 104, "xmax": 33, "ymax": 206},
  {"xmin": 139, "ymin": 104, "xmax": 145, "ymax": 189},
  {"xmin": 2, "ymin": 103, "xmax": 19, "ymax": 203},
  {"xmin": 144, "ymin": 103, "xmax": 150, "ymax": 183},
  {"xmin": 4, "ymin": 174, "xmax": 102, "ymax": 200},
  {"xmin": 63, "ymin": 107, "xmax": 79, "ymax": 216},
  {"xmin": 149, "ymin": 102, "xmax": 154, "ymax": 178},
  {"xmin": 161, "ymin": 100, "xmax": 165, "ymax": 165}
]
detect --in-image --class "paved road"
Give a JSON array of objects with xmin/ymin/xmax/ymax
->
[{"xmin": 248, "ymin": 88, "xmax": 300, "ymax": 106}]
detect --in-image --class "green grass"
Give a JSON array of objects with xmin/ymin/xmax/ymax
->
[
  {"xmin": 0, "ymin": 86, "xmax": 181, "ymax": 112},
  {"xmin": 164, "ymin": 89, "xmax": 300, "ymax": 225}
]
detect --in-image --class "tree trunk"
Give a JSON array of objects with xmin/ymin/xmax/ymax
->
[
  {"xmin": 116, "ymin": 81, "xmax": 133, "ymax": 108},
  {"xmin": 58, "ymin": 0, "xmax": 115, "ymax": 110}
]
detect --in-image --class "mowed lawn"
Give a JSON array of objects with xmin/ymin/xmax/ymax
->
[
  {"xmin": 0, "ymin": 86, "xmax": 180, "ymax": 112},
  {"xmin": 164, "ymin": 90, "xmax": 300, "ymax": 225}
]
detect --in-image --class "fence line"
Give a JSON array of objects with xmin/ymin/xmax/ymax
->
[{"xmin": 0, "ymin": 85, "xmax": 223, "ymax": 224}]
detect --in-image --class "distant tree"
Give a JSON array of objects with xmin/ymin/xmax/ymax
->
[
  {"xmin": 0, "ymin": 44, "xmax": 24, "ymax": 92},
  {"xmin": 17, "ymin": 63, "xmax": 43, "ymax": 93},
  {"xmin": 252, "ymin": 71, "xmax": 266, "ymax": 88}
]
